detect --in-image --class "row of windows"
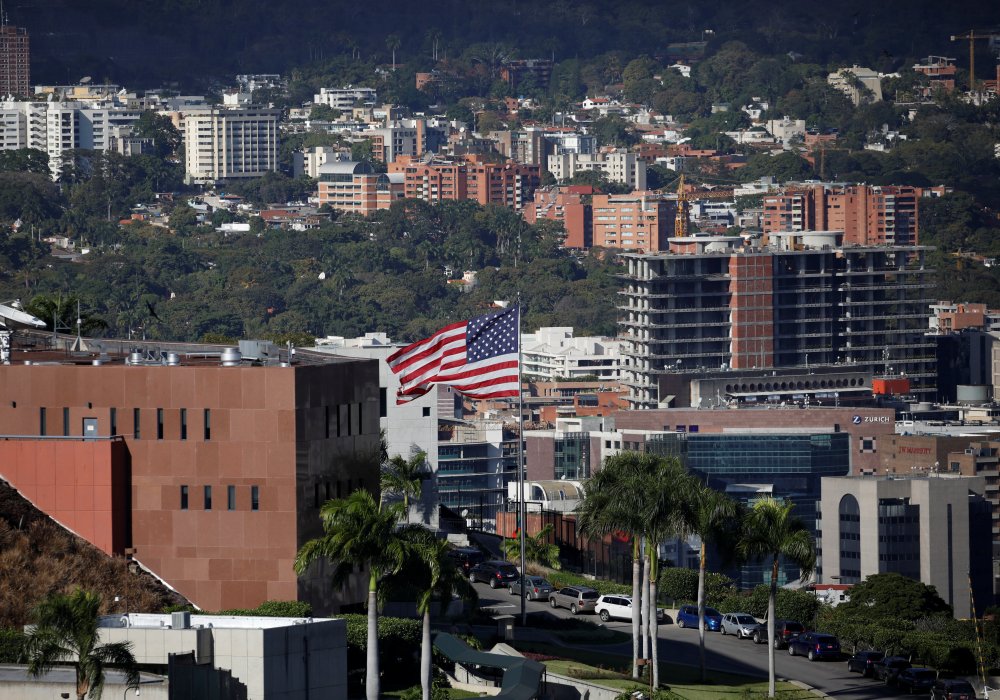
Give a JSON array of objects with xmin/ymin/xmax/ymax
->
[
  {"xmin": 313, "ymin": 479, "xmax": 364, "ymax": 507},
  {"xmin": 39, "ymin": 407, "xmax": 211, "ymax": 440},
  {"xmin": 879, "ymin": 552, "xmax": 918, "ymax": 561},
  {"xmin": 180, "ymin": 484, "xmax": 259, "ymax": 511},
  {"xmin": 840, "ymin": 550, "xmax": 860, "ymax": 559}
]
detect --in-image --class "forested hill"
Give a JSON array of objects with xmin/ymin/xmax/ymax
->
[{"xmin": 23, "ymin": 0, "xmax": 997, "ymax": 88}]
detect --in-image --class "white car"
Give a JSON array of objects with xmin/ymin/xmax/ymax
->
[
  {"xmin": 721, "ymin": 612, "xmax": 762, "ymax": 639},
  {"xmin": 594, "ymin": 594, "xmax": 665, "ymax": 623}
]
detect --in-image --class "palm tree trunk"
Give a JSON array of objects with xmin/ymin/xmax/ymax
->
[
  {"xmin": 631, "ymin": 537, "xmax": 641, "ymax": 679},
  {"xmin": 698, "ymin": 541, "xmax": 707, "ymax": 682},
  {"xmin": 421, "ymin": 608, "xmax": 432, "ymax": 700},
  {"xmin": 648, "ymin": 544, "xmax": 659, "ymax": 689},
  {"xmin": 641, "ymin": 546, "xmax": 650, "ymax": 663},
  {"xmin": 367, "ymin": 574, "xmax": 380, "ymax": 700},
  {"xmin": 767, "ymin": 557, "xmax": 778, "ymax": 698}
]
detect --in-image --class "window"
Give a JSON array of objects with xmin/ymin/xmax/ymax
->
[
  {"xmin": 63, "ymin": 407, "xmax": 70, "ymax": 436},
  {"xmin": 133, "ymin": 408, "xmax": 141, "ymax": 439},
  {"xmin": 180, "ymin": 409, "xmax": 187, "ymax": 440},
  {"xmin": 228, "ymin": 485, "xmax": 236, "ymax": 511},
  {"xmin": 325, "ymin": 406, "xmax": 330, "ymax": 439},
  {"xmin": 180, "ymin": 485, "xmax": 188, "ymax": 510},
  {"xmin": 379, "ymin": 388, "xmax": 387, "ymax": 418},
  {"xmin": 423, "ymin": 406, "xmax": 431, "ymax": 417},
  {"xmin": 203, "ymin": 486, "xmax": 212, "ymax": 510},
  {"xmin": 110, "ymin": 407, "xmax": 117, "ymax": 436},
  {"xmin": 39, "ymin": 407, "xmax": 46, "ymax": 436},
  {"xmin": 251, "ymin": 486, "xmax": 259, "ymax": 511},
  {"xmin": 204, "ymin": 409, "xmax": 211, "ymax": 440},
  {"xmin": 157, "ymin": 409, "xmax": 164, "ymax": 440}
]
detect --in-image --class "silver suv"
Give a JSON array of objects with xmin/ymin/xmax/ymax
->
[{"xmin": 548, "ymin": 586, "xmax": 599, "ymax": 614}]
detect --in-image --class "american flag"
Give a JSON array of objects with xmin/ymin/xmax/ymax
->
[{"xmin": 387, "ymin": 306, "xmax": 520, "ymax": 404}]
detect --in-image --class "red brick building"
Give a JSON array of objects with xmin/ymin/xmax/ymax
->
[
  {"xmin": 0, "ymin": 342, "xmax": 380, "ymax": 613},
  {"xmin": 762, "ymin": 184, "xmax": 925, "ymax": 246},
  {"xmin": 522, "ymin": 186, "xmax": 593, "ymax": 248},
  {"xmin": 390, "ymin": 155, "xmax": 539, "ymax": 210},
  {"xmin": 0, "ymin": 25, "xmax": 29, "ymax": 97}
]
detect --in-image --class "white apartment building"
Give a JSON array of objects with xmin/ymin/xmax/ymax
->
[
  {"xmin": 0, "ymin": 99, "xmax": 143, "ymax": 176},
  {"xmin": 521, "ymin": 327, "xmax": 622, "ymax": 381},
  {"xmin": 183, "ymin": 107, "xmax": 280, "ymax": 184},
  {"xmin": 827, "ymin": 65, "xmax": 884, "ymax": 105},
  {"xmin": 547, "ymin": 149, "xmax": 646, "ymax": 190},
  {"xmin": 314, "ymin": 86, "xmax": 378, "ymax": 110},
  {"xmin": 293, "ymin": 145, "xmax": 349, "ymax": 178}
]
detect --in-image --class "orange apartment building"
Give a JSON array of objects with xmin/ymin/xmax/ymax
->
[
  {"xmin": 591, "ymin": 192, "xmax": 676, "ymax": 252},
  {"xmin": 316, "ymin": 161, "xmax": 404, "ymax": 215},
  {"xmin": 0, "ymin": 25, "xmax": 29, "ymax": 97},
  {"xmin": 762, "ymin": 184, "xmax": 925, "ymax": 245},
  {"xmin": 0, "ymin": 340, "xmax": 381, "ymax": 613},
  {"xmin": 389, "ymin": 155, "xmax": 540, "ymax": 210},
  {"xmin": 522, "ymin": 186, "xmax": 677, "ymax": 251}
]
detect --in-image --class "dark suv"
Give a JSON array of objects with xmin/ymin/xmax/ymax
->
[
  {"xmin": 447, "ymin": 547, "xmax": 485, "ymax": 575},
  {"xmin": 549, "ymin": 586, "xmax": 599, "ymax": 614},
  {"xmin": 752, "ymin": 620, "xmax": 805, "ymax": 648},
  {"xmin": 847, "ymin": 650, "xmax": 884, "ymax": 677},
  {"xmin": 468, "ymin": 560, "xmax": 519, "ymax": 588},
  {"xmin": 872, "ymin": 656, "xmax": 911, "ymax": 685}
]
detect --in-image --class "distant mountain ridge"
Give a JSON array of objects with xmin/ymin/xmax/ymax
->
[{"xmin": 17, "ymin": 0, "xmax": 998, "ymax": 89}]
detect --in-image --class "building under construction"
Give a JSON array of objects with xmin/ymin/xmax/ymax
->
[{"xmin": 619, "ymin": 231, "xmax": 936, "ymax": 409}]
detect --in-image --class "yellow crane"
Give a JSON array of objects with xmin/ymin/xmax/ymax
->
[
  {"xmin": 950, "ymin": 30, "xmax": 995, "ymax": 92},
  {"xmin": 670, "ymin": 174, "xmax": 736, "ymax": 237}
]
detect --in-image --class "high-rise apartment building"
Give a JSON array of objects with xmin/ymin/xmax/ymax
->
[
  {"xmin": 0, "ymin": 25, "xmax": 29, "ymax": 97},
  {"xmin": 183, "ymin": 107, "xmax": 280, "ymax": 184},
  {"xmin": 762, "ymin": 184, "xmax": 925, "ymax": 246},
  {"xmin": 618, "ymin": 231, "xmax": 936, "ymax": 409},
  {"xmin": 389, "ymin": 155, "xmax": 539, "ymax": 210}
]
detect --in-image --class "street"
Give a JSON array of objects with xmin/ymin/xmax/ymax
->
[{"xmin": 472, "ymin": 581, "xmax": 902, "ymax": 700}]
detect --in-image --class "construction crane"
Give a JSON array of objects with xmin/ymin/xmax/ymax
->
[
  {"xmin": 669, "ymin": 174, "xmax": 736, "ymax": 237},
  {"xmin": 950, "ymin": 30, "xmax": 995, "ymax": 92}
]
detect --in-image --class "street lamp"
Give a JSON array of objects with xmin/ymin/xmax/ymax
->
[{"xmin": 702, "ymin": 29, "xmax": 714, "ymax": 42}]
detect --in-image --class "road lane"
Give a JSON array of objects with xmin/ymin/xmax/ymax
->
[{"xmin": 472, "ymin": 581, "xmax": 900, "ymax": 700}]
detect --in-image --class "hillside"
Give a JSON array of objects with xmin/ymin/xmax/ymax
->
[{"xmin": 0, "ymin": 478, "xmax": 189, "ymax": 628}]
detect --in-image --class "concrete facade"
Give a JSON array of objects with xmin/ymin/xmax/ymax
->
[
  {"xmin": 183, "ymin": 107, "xmax": 280, "ymax": 184},
  {"xmin": 618, "ymin": 232, "xmax": 936, "ymax": 408},
  {"xmin": 819, "ymin": 475, "xmax": 988, "ymax": 617}
]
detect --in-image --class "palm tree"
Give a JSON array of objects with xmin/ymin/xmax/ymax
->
[
  {"xmin": 396, "ymin": 527, "xmax": 476, "ymax": 700},
  {"xmin": 294, "ymin": 489, "xmax": 407, "ymax": 700},
  {"xmin": 386, "ymin": 34, "xmax": 401, "ymax": 71},
  {"xmin": 23, "ymin": 588, "xmax": 139, "ymax": 700},
  {"xmin": 680, "ymin": 482, "xmax": 741, "ymax": 682},
  {"xmin": 381, "ymin": 451, "xmax": 428, "ymax": 521},
  {"xmin": 578, "ymin": 452, "xmax": 664, "ymax": 680},
  {"xmin": 502, "ymin": 523, "xmax": 560, "ymax": 568},
  {"xmin": 738, "ymin": 497, "xmax": 816, "ymax": 698}
]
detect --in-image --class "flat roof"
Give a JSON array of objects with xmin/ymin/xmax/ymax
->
[{"xmin": 99, "ymin": 613, "xmax": 340, "ymax": 630}]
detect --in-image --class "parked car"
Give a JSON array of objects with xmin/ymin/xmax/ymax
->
[
  {"xmin": 468, "ymin": 560, "xmax": 519, "ymax": 588},
  {"xmin": 549, "ymin": 586, "xmax": 599, "ymax": 614},
  {"xmin": 447, "ymin": 547, "xmax": 485, "ymax": 575},
  {"xmin": 721, "ymin": 612, "xmax": 761, "ymax": 639},
  {"xmin": 509, "ymin": 575, "xmax": 553, "ymax": 601},
  {"xmin": 931, "ymin": 678, "xmax": 977, "ymax": 700},
  {"xmin": 787, "ymin": 632, "xmax": 841, "ymax": 661},
  {"xmin": 752, "ymin": 619, "xmax": 806, "ymax": 648},
  {"xmin": 847, "ymin": 650, "xmax": 885, "ymax": 677},
  {"xmin": 897, "ymin": 668, "xmax": 938, "ymax": 694},
  {"xmin": 594, "ymin": 594, "xmax": 665, "ymax": 623},
  {"xmin": 675, "ymin": 605, "xmax": 721, "ymax": 631},
  {"xmin": 872, "ymin": 656, "xmax": 912, "ymax": 685}
]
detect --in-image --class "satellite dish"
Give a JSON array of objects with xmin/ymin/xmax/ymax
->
[
  {"xmin": 0, "ymin": 300, "xmax": 46, "ymax": 330},
  {"xmin": 80, "ymin": 76, "xmax": 92, "ymax": 84}
]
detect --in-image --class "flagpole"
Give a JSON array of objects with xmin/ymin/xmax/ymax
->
[{"xmin": 517, "ymin": 302, "xmax": 527, "ymax": 627}]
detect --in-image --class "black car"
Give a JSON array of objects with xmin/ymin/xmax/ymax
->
[
  {"xmin": 931, "ymin": 678, "xmax": 977, "ymax": 700},
  {"xmin": 752, "ymin": 619, "xmax": 806, "ymax": 649},
  {"xmin": 897, "ymin": 668, "xmax": 937, "ymax": 694},
  {"xmin": 847, "ymin": 650, "xmax": 885, "ymax": 677},
  {"xmin": 468, "ymin": 560, "xmax": 519, "ymax": 588},
  {"xmin": 447, "ymin": 547, "xmax": 485, "ymax": 575},
  {"xmin": 787, "ymin": 632, "xmax": 841, "ymax": 661},
  {"xmin": 872, "ymin": 656, "xmax": 911, "ymax": 685}
]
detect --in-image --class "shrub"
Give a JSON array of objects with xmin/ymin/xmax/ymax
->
[
  {"xmin": 658, "ymin": 568, "xmax": 736, "ymax": 606},
  {"xmin": 341, "ymin": 613, "xmax": 423, "ymax": 692},
  {"xmin": 0, "ymin": 628, "xmax": 24, "ymax": 663},
  {"xmin": 214, "ymin": 600, "xmax": 313, "ymax": 617}
]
